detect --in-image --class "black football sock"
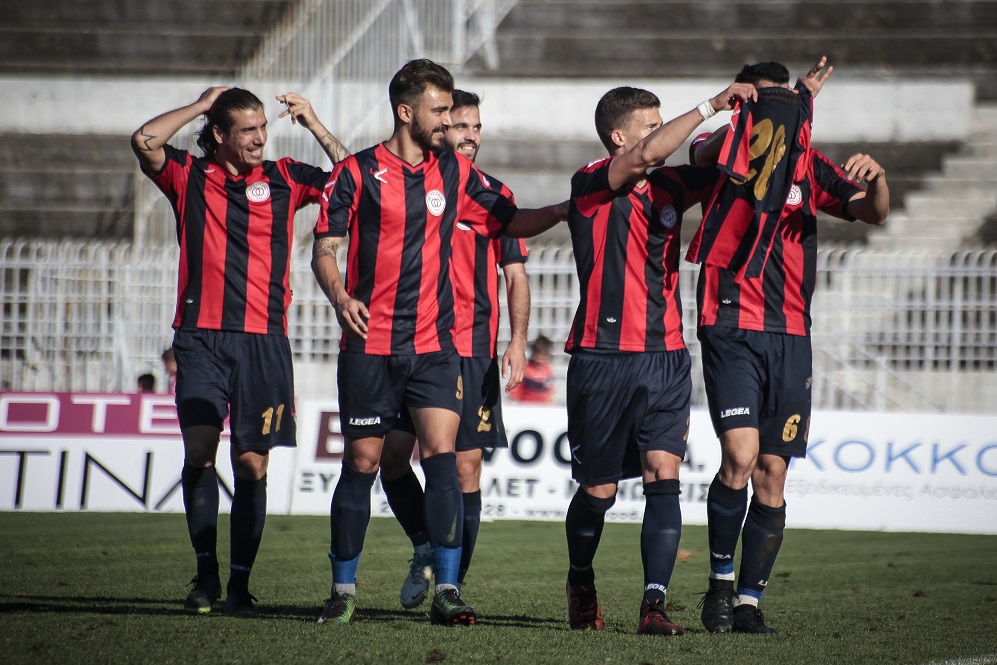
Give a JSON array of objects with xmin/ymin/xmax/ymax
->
[
  {"xmin": 421, "ymin": 453, "xmax": 463, "ymax": 587},
  {"xmin": 228, "ymin": 475, "xmax": 267, "ymax": 593},
  {"xmin": 330, "ymin": 463, "xmax": 378, "ymax": 563},
  {"xmin": 181, "ymin": 465, "xmax": 219, "ymax": 580},
  {"xmin": 641, "ymin": 480, "xmax": 682, "ymax": 604},
  {"xmin": 565, "ymin": 489, "xmax": 616, "ymax": 587},
  {"xmin": 458, "ymin": 490, "xmax": 482, "ymax": 584},
  {"xmin": 737, "ymin": 497, "xmax": 786, "ymax": 602},
  {"xmin": 706, "ymin": 475, "xmax": 748, "ymax": 579},
  {"xmin": 380, "ymin": 468, "xmax": 429, "ymax": 546}
]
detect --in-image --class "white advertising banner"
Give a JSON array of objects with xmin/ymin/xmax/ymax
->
[
  {"xmin": 3, "ymin": 393, "xmax": 996, "ymax": 534},
  {"xmin": 0, "ymin": 392, "xmax": 296, "ymax": 513},
  {"xmin": 289, "ymin": 400, "xmax": 997, "ymax": 534}
]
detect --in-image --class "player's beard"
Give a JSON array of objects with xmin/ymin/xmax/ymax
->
[{"xmin": 412, "ymin": 115, "xmax": 446, "ymax": 152}]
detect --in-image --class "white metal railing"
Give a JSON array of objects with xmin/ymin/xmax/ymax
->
[{"xmin": 2, "ymin": 239, "xmax": 995, "ymax": 413}]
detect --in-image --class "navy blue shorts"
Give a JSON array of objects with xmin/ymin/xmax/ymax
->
[
  {"xmin": 566, "ymin": 349, "xmax": 691, "ymax": 485},
  {"xmin": 172, "ymin": 328, "xmax": 296, "ymax": 451},
  {"xmin": 394, "ymin": 356, "xmax": 508, "ymax": 451},
  {"xmin": 337, "ymin": 350, "xmax": 462, "ymax": 439},
  {"xmin": 698, "ymin": 325, "xmax": 812, "ymax": 457}
]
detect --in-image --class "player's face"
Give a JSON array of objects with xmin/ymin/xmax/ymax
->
[
  {"xmin": 214, "ymin": 107, "xmax": 268, "ymax": 173},
  {"xmin": 444, "ymin": 105, "xmax": 482, "ymax": 161},
  {"xmin": 619, "ymin": 107, "xmax": 663, "ymax": 152},
  {"xmin": 410, "ymin": 86, "xmax": 452, "ymax": 152}
]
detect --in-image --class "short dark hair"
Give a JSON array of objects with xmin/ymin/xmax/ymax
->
[
  {"xmin": 735, "ymin": 62, "xmax": 790, "ymax": 86},
  {"xmin": 532, "ymin": 335, "xmax": 553, "ymax": 357},
  {"xmin": 388, "ymin": 59, "xmax": 454, "ymax": 123},
  {"xmin": 137, "ymin": 373, "xmax": 156, "ymax": 392},
  {"xmin": 451, "ymin": 89, "xmax": 481, "ymax": 113},
  {"xmin": 594, "ymin": 87, "xmax": 660, "ymax": 152},
  {"xmin": 196, "ymin": 88, "xmax": 264, "ymax": 158}
]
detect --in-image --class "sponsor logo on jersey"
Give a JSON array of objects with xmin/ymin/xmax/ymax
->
[
  {"xmin": 348, "ymin": 416, "xmax": 381, "ymax": 426},
  {"xmin": 426, "ymin": 190, "xmax": 446, "ymax": 216},
  {"xmin": 720, "ymin": 407, "xmax": 751, "ymax": 418},
  {"xmin": 605, "ymin": 317, "xmax": 617, "ymax": 324},
  {"xmin": 246, "ymin": 181, "xmax": 270, "ymax": 203},
  {"xmin": 456, "ymin": 221, "xmax": 473, "ymax": 231},
  {"xmin": 659, "ymin": 204, "xmax": 678, "ymax": 229},
  {"xmin": 786, "ymin": 184, "xmax": 803, "ymax": 206},
  {"xmin": 371, "ymin": 168, "xmax": 388, "ymax": 184}
]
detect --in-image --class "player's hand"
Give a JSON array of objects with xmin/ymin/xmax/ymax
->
[
  {"xmin": 502, "ymin": 340, "xmax": 527, "ymax": 392},
  {"xmin": 842, "ymin": 153, "xmax": 886, "ymax": 184},
  {"xmin": 276, "ymin": 92, "xmax": 318, "ymax": 129},
  {"xmin": 336, "ymin": 296, "xmax": 370, "ymax": 340},
  {"xmin": 196, "ymin": 87, "xmax": 230, "ymax": 114},
  {"xmin": 709, "ymin": 82, "xmax": 757, "ymax": 112},
  {"xmin": 798, "ymin": 55, "xmax": 833, "ymax": 97}
]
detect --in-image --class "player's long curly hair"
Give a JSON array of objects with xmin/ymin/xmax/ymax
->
[{"xmin": 195, "ymin": 88, "xmax": 264, "ymax": 159}]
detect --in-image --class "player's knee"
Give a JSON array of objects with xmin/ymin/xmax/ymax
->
[
  {"xmin": 576, "ymin": 488, "xmax": 617, "ymax": 514},
  {"xmin": 233, "ymin": 451, "xmax": 269, "ymax": 480},
  {"xmin": 456, "ymin": 453, "xmax": 482, "ymax": 493}
]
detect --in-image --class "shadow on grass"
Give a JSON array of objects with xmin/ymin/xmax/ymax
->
[{"xmin": 0, "ymin": 595, "xmax": 566, "ymax": 629}]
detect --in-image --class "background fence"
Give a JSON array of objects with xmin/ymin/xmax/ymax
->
[{"xmin": 2, "ymin": 239, "xmax": 993, "ymax": 413}]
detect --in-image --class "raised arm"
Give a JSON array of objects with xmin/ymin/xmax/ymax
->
[
  {"xmin": 130, "ymin": 87, "xmax": 228, "ymax": 174},
  {"xmin": 842, "ymin": 153, "xmax": 890, "ymax": 226},
  {"xmin": 501, "ymin": 261, "xmax": 530, "ymax": 391},
  {"xmin": 607, "ymin": 83, "xmax": 757, "ymax": 190},
  {"xmin": 311, "ymin": 236, "xmax": 369, "ymax": 339},
  {"xmin": 277, "ymin": 92, "xmax": 351, "ymax": 165}
]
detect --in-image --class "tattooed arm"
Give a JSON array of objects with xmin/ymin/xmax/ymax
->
[
  {"xmin": 277, "ymin": 92, "xmax": 351, "ymax": 164},
  {"xmin": 311, "ymin": 236, "xmax": 368, "ymax": 339},
  {"xmin": 130, "ymin": 87, "xmax": 228, "ymax": 174}
]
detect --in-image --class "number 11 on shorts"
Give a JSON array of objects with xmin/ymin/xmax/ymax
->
[{"xmin": 261, "ymin": 404, "xmax": 285, "ymax": 435}]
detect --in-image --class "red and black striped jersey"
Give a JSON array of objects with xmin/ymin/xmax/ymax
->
[
  {"xmin": 565, "ymin": 157, "xmax": 719, "ymax": 353},
  {"xmin": 450, "ymin": 225, "xmax": 528, "ymax": 359},
  {"xmin": 314, "ymin": 143, "xmax": 518, "ymax": 355},
  {"xmin": 687, "ymin": 86, "xmax": 813, "ymax": 281},
  {"xmin": 695, "ymin": 149, "xmax": 863, "ymax": 336},
  {"xmin": 150, "ymin": 145, "xmax": 329, "ymax": 336}
]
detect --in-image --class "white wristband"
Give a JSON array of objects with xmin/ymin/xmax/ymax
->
[{"xmin": 697, "ymin": 100, "xmax": 717, "ymax": 121}]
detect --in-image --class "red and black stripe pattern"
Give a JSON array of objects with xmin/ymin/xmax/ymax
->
[
  {"xmin": 450, "ymin": 224, "xmax": 527, "ymax": 359},
  {"xmin": 566, "ymin": 157, "xmax": 719, "ymax": 353},
  {"xmin": 696, "ymin": 149, "xmax": 862, "ymax": 336},
  {"xmin": 687, "ymin": 86, "xmax": 813, "ymax": 280},
  {"xmin": 315, "ymin": 144, "xmax": 517, "ymax": 355},
  {"xmin": 151, "ymin": 145, "xmax": 328, "ymax": 336}
]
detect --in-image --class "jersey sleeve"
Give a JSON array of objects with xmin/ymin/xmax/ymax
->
[
  {"xmin": 459, "ymin": 160, "xmax": 519, "ymax": 238},
  {"xmin": 314, "ymin": 157, "xmax": 360, "ymax": 239},
  {"xmin": 650, "ymin": 164, "xmax": 721, "ymax": 211},
  {"xmin": 496, "ymin": 235, "xmax": 528, "ymax": 267},
  {"xmin": 811, "ymin": 151, "xmax": 864, "ymax": 221},
  {"xmin": 570, "ymin": 157, "xmax": 615, "ymax": 218},
  {"xmin": 279, "ymin": 157, "xmax": 332, "ymax": 209},
  {"xmin": 148, "ymin": 144, "xmax": 191, "ymax": 202}
]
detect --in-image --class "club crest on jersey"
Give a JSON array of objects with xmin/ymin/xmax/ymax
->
[
  {"xmin": 659, "ymin": 204, "xmax": 678, "ymax": 229},
  {"xmin": 246, "ymin": 181, "xmax": 270, "ymax": 203},
  {"xmin": 426, "ymin": 189, "xmax": 446, "ymax": 216},
  {"xmin": 786, "ymin": 184, "xmax": 803, "ymax": 206}
]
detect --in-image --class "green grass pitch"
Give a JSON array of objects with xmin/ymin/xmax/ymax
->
[{"xmin": 1, "ymin": 513, "xmax": 996, "ymax": 664}]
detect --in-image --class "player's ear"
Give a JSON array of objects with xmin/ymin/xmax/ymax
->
[
  {"xmin": 397, "ymin": 103, "xmax": 414, "ymax": 124},
  {"xmin": 611, "ymin": 129, "xmax": 626, "ymax": 149}
]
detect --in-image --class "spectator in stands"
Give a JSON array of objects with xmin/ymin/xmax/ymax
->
[
  {"xmin": 131, "ymin": 86, "xmax": 342, "ymax": 617},
  {"xmin": 509, "ymin": 335, "xmax": 555, "ymax": 404},
  {"xmin": 137, "ymin": 373, "xmax": 157, "ymax": 393},
  {"xmin": 161, "ymin": 348, "xmax": 177, "ymax": 394},
  {"xmin": 691, "ymin": 60, "xmax": 888, "ymax": 636}
]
